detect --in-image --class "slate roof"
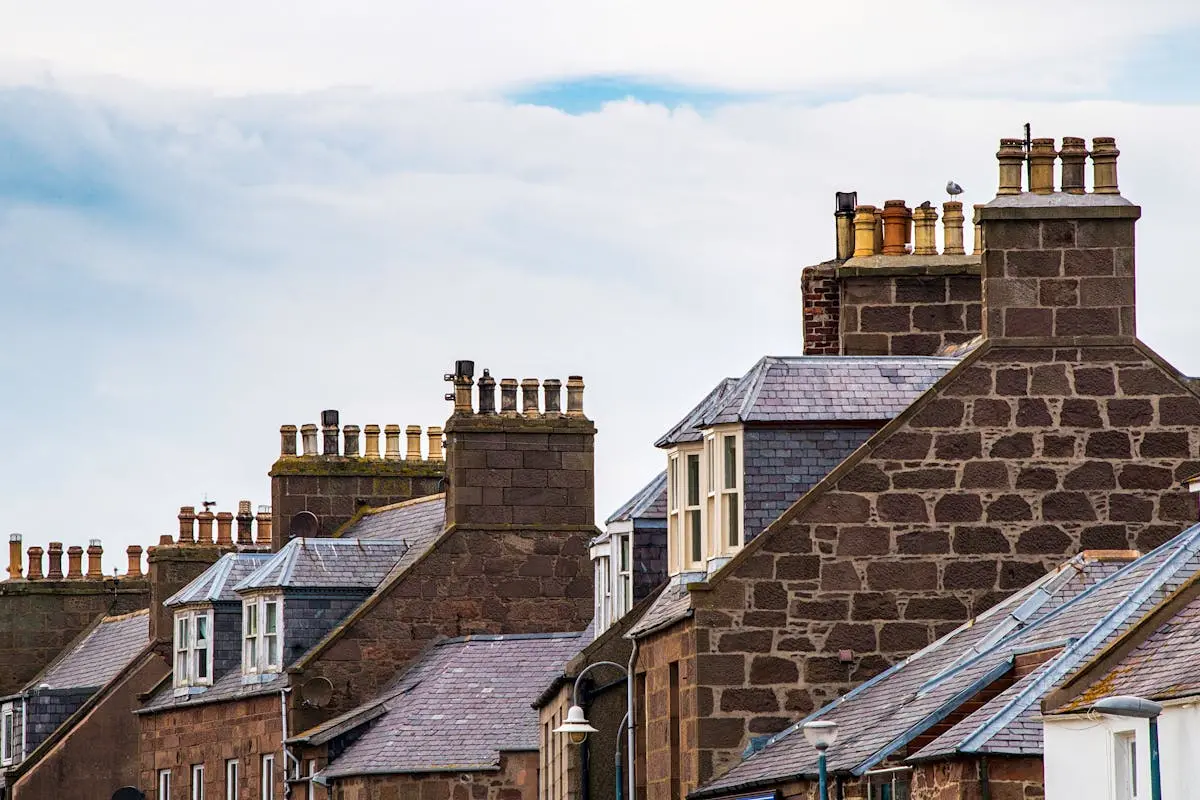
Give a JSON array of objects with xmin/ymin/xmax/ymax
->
[
  {"xmin": 138, "ymin": 669, "xmax": 288, "ymax": 714},
  {"xmin": 657, "ymin": 357, "xmax": 956, "ymax": 449},
  {"xmin": 315, "ymin": 632, "xmax": 587, "ymax": 777},
  {"xmin": 33, "ymin": 610, "xmax": 149, "ymax": 691},
  {"xmin": 345, "ymin": 493, "xmax": 446, "ymax": 543},
  {"xmin": 606, "ymin": 471, "xmax": 668, "ymax": 526},
  {"xmin": 166, "ymin": 552, "xmax": 274, "ymax": 606},
  {"xmin": 627, "ymin": 581, "xmax": 692, "ymax": 638},
  {"xmin": 235, "ymin": 538, "xmax": 409, "ymax": 592},
  {"xmin": 693, "ymin": 529, "xmax": 1200, "ymax": 797}
]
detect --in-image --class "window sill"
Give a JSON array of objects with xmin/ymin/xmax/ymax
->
[
  {"xmin": 173, "ymin": 685, "xmax": 210, "ymax": 698},
  {"xmin": 242, "ymin": 670, "xmax": 282, "ymax": 685}
]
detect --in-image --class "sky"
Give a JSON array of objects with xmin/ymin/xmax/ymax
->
[{"xmin": 3, "ymin": 1, "xmax": 1200, "ymax": 573}]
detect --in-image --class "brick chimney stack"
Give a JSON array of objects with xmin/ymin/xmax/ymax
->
[{"xmin": 979, "ymin": 135, "xmax": 1139, "ymax": 343}]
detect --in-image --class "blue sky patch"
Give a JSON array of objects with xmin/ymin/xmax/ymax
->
[{"xmin": 507, "ymin": 75, "xmax": 759, "ymax": 114}]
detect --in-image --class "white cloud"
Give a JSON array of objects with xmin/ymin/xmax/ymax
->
[
  {"xmin": 2, "ymin": 82, "xmax": 1199, "ymax": 572},
  {"xmin": 0, "ymin": 0, "xmax": 1197, "ymax": 94}
]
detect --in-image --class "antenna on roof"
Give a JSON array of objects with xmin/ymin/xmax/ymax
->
[
  {"xmin": 202, "ymin": 494, "xmax": 217, "ymax": 513},
  {"xmin": 1024, "ymin": 122, "xmax": 1032, "ymax": 191}
]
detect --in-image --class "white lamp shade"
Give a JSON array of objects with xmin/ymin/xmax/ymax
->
[
  {"xmin": 802, "ymin": 720, "xmax": 839, "ymax": 751},
  {"xmin": 553, "ymin": 705, "xmax": 600, "ymax": 737}
]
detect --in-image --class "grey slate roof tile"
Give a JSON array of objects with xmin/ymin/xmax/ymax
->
[
  {"xmin": 34, "ymin": 610, "xmax": 149, "ymax": 691},
  {"xmin": 694, "ymin": 529, "xmax": 1200, "ymax": 797},
  {"xmin": 346, "ymin": 493, "xmax": 446, "ymax": 544},
  {"xmin": 606, "ymin": 472, "xmax": 668, "ymax": 525},
  {"xmin": 627, "ymin": 582, "xmax": 692, "ymax": 638},
  {"xmin": 235, "ymin": 538, "xmax": 410, "ymax": 592},
  {"xmin": 319, "ymin": 632, "xmax": 587, "ymax": 777},
  {"xmin": 166, "ymin": 552, "xmax": 274, "ymax": 606},
  {"xmin": 138, "ymin": 670, "xmax": 287, "ymax": 714}
]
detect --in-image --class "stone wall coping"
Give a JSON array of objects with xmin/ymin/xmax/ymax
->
[
  {"xmin": 979, "ymin": 201, "xmax": 1141, "ymax": 221},
  {"xmin": 269, "ymin": 457, "xmax": 445, "ymax": 478},
  {"xmin": 444, "ymin": 415, "xmax": 597, "ymax": 434},
  {"xmin": 838, "ymin": 255, "xmax": 981, "ymax": 277}
]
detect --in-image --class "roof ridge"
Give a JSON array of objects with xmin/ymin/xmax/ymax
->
[
  {"xmin": 361, "ymin": 492, "xmax": 446, "ymax": 516},
  {"xmin": 735, "ymin": 357, "xmax": 775, "ymax": 422},
  {"xmin": 436, "ymin": 631, "xmax": 584, "ymax": 646},
  {"xmin": 101, "ymin": 608, "xmax": 150, "ymax": 622}
]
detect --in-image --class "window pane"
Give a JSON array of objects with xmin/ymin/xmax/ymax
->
[
  {"xmin": 689, "ymin": 511, "xmax": 702, "ymax": 563},
  {"xmin": 724, "ymin": 436, "xmax": 737, "ymax": 489},
  {"xmin": 686, "ymin": 455, "xmax": 700, "ymax": 506},
  {"xmin": 726, "ymin": 494, "xmax": 740, "ymax": 547},
  {"xmin": 178, "ymin": 617, "xmax": 190, "ymax": 647},
  {"xmin": 267, "ymin": 636, "xmax": 279, "ymax": 667},
  {"xmin": 196, "ymin": 647, "xmax": 208, "ymax": 680},
  {"xmin": 705, "ymin": 438, "xmax": 714, "ymax": 492},
  {"xmin": 227, "ymin": 760, "xmax": 239, "ymax": 800},
  {"xmin": 177, "ymin": 651, "xmax": 189, "ymax": 679},
  {"xmin": 196, "ymin": 615, "xmax": 208, "ymax": 643},
  {"xmin": 246, "ymin": 639, "xmax": 257, "ymax": 668},
  {"xmin": 265, "ymin": 602, "xmax": 278, "ymax": 634},
  {"xmin": 619, "ymin": 536, "xmax": 629, "ymax": 572},
  {"xmin": 245, "ymin": 604, "xmax": 258, "ymax": 636},
  {"xmin": 668, "ymin": 458, "xmax": 678, "ymax": 511}
]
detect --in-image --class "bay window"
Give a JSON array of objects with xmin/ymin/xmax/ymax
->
[
  {"xmin": 174, "ymin": 609, "xmax": 214, "ymax": 691},
  {"xmin": 242, "ymin": 596, "xmax": 284, "ymax": 675},
  {"xmin": 666, "ymin": 426, "xmax": 744, "ymax": 575},
  {"xmin": 722, "ymin": 433, "xmax": 741, "ymax": 549},
  {"xmin": 616, "ymin": 532, "xmax": 633, "ymax": 618},
  {"xmin": 667, "ymin": 454, "xmax": 680, "ymax": 572},
  {"xmin": 2, "ymin": 703, "xmax": 14, "ymax": 766},
  {"xmin": 685, "ymin": 453, "xmax": 702, "ymax": 567}
]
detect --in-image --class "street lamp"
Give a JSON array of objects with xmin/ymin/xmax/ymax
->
[
  {"xmin": 803, "ymin": 720, "xmax": 839, "ymax": 800},
  {"xmin": 1092, "ymin": 695, "xmax": 1163, "ymax": 800},
  {"xmin": 553, "ymin": 660, "xmax": 633, "ymax": 800}
]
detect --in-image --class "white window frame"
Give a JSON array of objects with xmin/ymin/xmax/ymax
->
[
  {"xmin": 192, "ymin": 763, "xmax": 205, "ymax": 800},
  {"xmin": 718, "ymin": 428, "xmax": 744, "ymax": 555},
  {"xmin": 226, "ymin": 759, "xmax": 240, "ymax": 800},
  {"xmin": 1115, "ymin": 729, "xmax": 1138, "ymax": 800},
  {"xmin": 683, "ymin": 450, "xmax": 703, "ymax": 569},
  {"xmin": 616, "ymin": 531, "xmax": 633, "ymax": 618},
  {"xmin": 261, "ymin": 754, "xmax": 275, "ymax": 800},
  {"xmin": 667, "ymin": 453, "xmax": 680, "ymax": 573},
  {"xmin": 159, "ymin": 768, "xmax": 172, "ymax": 800},
  {"xmin": 593, "ymin": 551, "xmax": 611, "ymax": 632},
  {"xmin": 242, "ymin": 595, "xmax": 284, "ymax": 675},
  {"xmin": 174, "ymin": 608, "xmax": 215, "ymax": 691},
  {"xmin": 1, "ymin": 703, "xmax": 14, "ymax": 766},
  {"xmin": 305, "ymin": 759, "xmax": 317, "ymax": 800}
]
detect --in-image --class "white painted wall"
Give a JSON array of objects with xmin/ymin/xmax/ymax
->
[{"xmin": 1044, "ymin": 702, "xmax": 1200, "ymax": 800}]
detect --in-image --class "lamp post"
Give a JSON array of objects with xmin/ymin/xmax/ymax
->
[
  {"xmin": 1092, "ymin": 695, "xmax": 1163, "ymax": 800},
  {"xmin": 803, "ymin": 720, "xmax": 839, "ymax": 800},
  {"xmin": 553, "ymin": 660, "xmax": 633, "ymax": 800}
]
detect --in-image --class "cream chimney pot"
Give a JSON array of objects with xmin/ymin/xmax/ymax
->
[{"xmin": 942, "ymin": 202, "xmax": 965, "ymax": 255}]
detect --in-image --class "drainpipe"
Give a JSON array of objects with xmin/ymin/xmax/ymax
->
[
  {"xmin": 978, "ymin": 756, "xmax": 991, "ymax": 800},
  {"xmin": 280, "ymin": 687, "xmax": 302, "ymax": 799},
  {"xmin": 627, "ymin": 639, "xmax": 638, "ymax": 800}
]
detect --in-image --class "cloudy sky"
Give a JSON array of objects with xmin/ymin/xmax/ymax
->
[{"xmin": 3, "ymin": 1, "xmax": 1200, "ymax": 572}]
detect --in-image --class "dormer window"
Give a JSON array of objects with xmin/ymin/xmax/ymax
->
[
  {"xmin": 667, "ymin": 426, "xmax": 743, "ymax": 575},
  {"xmin": 2, "ymin": 703, "xmax": 15, "ymax": 765},
  {"xmin": 173, "ymin": 609, "xmax": 214, "ymax": 692},
  {"xmin": 243, "ymin": 596, "xmax": 283, "ymax": 675}
]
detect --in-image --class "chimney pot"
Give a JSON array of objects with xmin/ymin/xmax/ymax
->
[
  {"xmin": 343, "ymin": 425, "xmax": 361, "ymax": 457},
  {"xmin": 881, "ymin": 200, "xmax": 912, "ymax": 255},
  {"xmin": 47, "ymin": 542, "xmax": 64, "ymax": 580},
  {"xmin": 196, "ymin": 510, "xmax": 214, "ymax": 545},
  {"xmin": 1091, "ymin": 137, "xmax": 1120, "ymax": 194},
  {"xmin": 500, "ymin": 379, "xmax": 519, "ymax": 416},
  {"xmin": 972, "ymin": 204, "xmax": 985, "ymax": 255},
  {"xmin": 86, "ymin": 540, "xmax": 103, "ymax": 579},
  {"xmin": 452, "ymin": 364, "xmax": 475, "ymax": 414},
  {"xmin": 1059, "ymin": 136, "xmax": 1089, "ymax": 194},
  {"xmin": 405, "ymin": 425, "xmax": 423, "ymax": 461},
  {"xmin": 834, "ymin": 191, "xmax": 857, "ymax": 260},
  {"xmin": 26, "ymin": 546, "xmax": 43, "ymax": 580},
  {"xmin": 215, "ymin": 512, "xmax": 233, "ymax": 546},
  {"xmin": 66, "ymin": 546, "xmax": 83, "ymax": 579},
  {"xmin": 427, "ymin": 427, "xmax": 444, "ymax": 462},
  {"xmin": 7, "ymin": 533, "xmax": 21, "ymax": 580},
  {"xmin": 255, "ymin": 507, "xmax": 272, "ymax": 546},
  {"xmin": 126, "ymin": 545, "xmax": 143, "ymax": 578},
  {"xmin": 321, "ymin": 413, "xmax": 340, "ymax": 456},
  {"xmin": 235, "ymin": 502, "xmax": 254, "ymax": 545},
  {"xmin": 157, "ymin": 534, "xmax": 173, "ymax": 546},
  {"xmin": 566, "ymin": 376, "xmax": 586, "ymax": 418},
  {"xmin": 873, "ymin": 208, "xmax": 884, "ymax": 254},
  {"xmin": 363, "ymin": 424, "xmax": 382, "ymax": 459},
  {"xmin": 521, "ymin": 379, "xmax": 541, "ymax": 418},
  {"xmin": 996, "ymin": 138, "xmax": 1026, "ymax": 195},
  {"xmin": 300, "ymin": 424, "xmax": 319, "ymax": 456},
  {"xmin": 178, "ymin": 506, "xmax": 196, "ymax": 545},
  {"xmin": 1028, "ymin": 137, "xmax": 1057, "ymax": 194},
  {"xmin": 852, "ymin": 205, "xmax": 877, "ymax": 258},
  {"xmin": 476, "ymin": 371, "xmax": 497, "ymax": 415},
  {"xmin": 384, "ymin": 425, "xmax": 402, "ymax": 460},
  {"xmin": 942, "ymin": 201, "xmax": 966, "ymax": 255},
  {"xmin": 543, "ymin": 379, "xmax": 563, "ymax": 416},
  {"xmin": 279, "ymin": 425, "xmax": 298, "ymax": 457},
  {"xmin": 912, "ymin": 203, "xmax": 939, "ymax": 255}
]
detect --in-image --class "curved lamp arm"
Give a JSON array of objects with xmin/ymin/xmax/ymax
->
[{"xmin": 571, "ymin": 660, "xmax": 629, "ymax": 706}]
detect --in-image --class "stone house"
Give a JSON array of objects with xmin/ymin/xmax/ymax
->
[
  {"xmin": 137, "ymin": 365, "xmax": 597, "ymax": 799},
  {"xmin": 693, "ymin": 527, "xmax": 1200, "ymax": 799},
  {"xmin": 628, "ymin": 134, "xmax": 1200, "ymax": 799}
]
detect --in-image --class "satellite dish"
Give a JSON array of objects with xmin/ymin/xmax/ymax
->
[
  {"xmin": 301, "ymin": 676, "xmax": 334, "ymax": 708},
  {"xmin": 112, "ymin": 788, "xmax": 146, "ymax": 800},
  {"xmin": 289, "ymin": 511, "xmax": 319, "ymax": 540}
]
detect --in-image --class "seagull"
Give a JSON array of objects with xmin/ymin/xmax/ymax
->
[{"xmin": 946, "ymin": 180, "xmax": 964, "ymax": 200}]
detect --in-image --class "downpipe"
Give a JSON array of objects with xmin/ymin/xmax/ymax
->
[{"xmin": 281, "ymin": 687, "xmax": 303, "ymax": 799}]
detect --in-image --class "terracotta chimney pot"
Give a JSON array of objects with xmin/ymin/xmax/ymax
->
[
  {"xmin": 26, "ymin": 546, "xmax": 43, "ymax": 580},
  {"xmin": 7, "ymin": 534, "xmax": 21, "ymax": 580},
  {"xmin": 66, "ymin": 546, "xmax": 83, "ymax": 579},
  {"xmin": 1028, "ymin": 137, "xmax": 1057, "ymax": 194},
  {"xmin": 47, "ymin": 542, "xmax": 64, "ymax": 580},
  {"xmin": 881, "ymin": 200, "xmax": 912, "ymax": 255},
  {"xmin": 942, "ymin": 201, "xmax": 966, "ymax": 255},
  {"xmin": 126, "ymin": 545, "xmax": 143, "ymax": 578},
  {"xmin": 996, "ymin": 138, "xmax": 1026, "ymax": 195},
  {"xmin": 852, "ymin": 205, "xmax": 878, "ymax": 258}
]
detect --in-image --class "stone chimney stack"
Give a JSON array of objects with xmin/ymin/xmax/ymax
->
[
  {"xmin": 443, "ymin": 360, "xmax": 596, "ymax": 531},
  {"xmin": 980, "ymin": 135, "xmax": 1138, "ymax": 343}
]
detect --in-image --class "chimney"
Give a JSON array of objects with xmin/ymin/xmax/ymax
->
[
  {"xmin": 147, "ymin": 535, "xmax": 222, "ymax": 646},
  {"xmin": 255, "ymin": 506, "xmax": 272, "ymax": 546},
  {"xmin": 86, "ymin": 540, "xmax": 103, "ymax": 579},
  {"xmin": 126, "ymin": 545, "xmax": 143, "ymax": 578},
  {"xmin": 427, "ymin": 427, "xmax": 444, "ymax": 462},
  {"xmin": 364, "ymin": 425, "xmax": 381, "ymax": 459},
  {"xmin": 852, "ymin": 205, "xmax": 877, "ymax": 258},
  {"xmin": 943, "ymin": 201, "xmax": 966, "ymax": 255},
  {"xmin": 1060, "ymin": 137, "xmax": 1088, "ymax": 194},
  {"xmin": 301, "ymin": 424, "xmax": 318, "ymax": 456},
  {"xmin": 405, "ymin": 426, "xmax": 423, "ymax": 461},
  {"xmin": 215, "ymin": 512, "xmax": 233, "ymax": 547},
  {"xmin": 477, "ymin": 371, "xmax": 497, "ymax": 414},
  {"xmin": 234, "ymin": 501, "xmax": 252, "ymax": 546},
  {"xmin": 981, "ymin": 135, "xmax": 1138, "ymax": 342},
  {"xmin": 27, "ymin": 546, "xmax": 43, "ymax": 580},
  {"xmin": 384, "ymin": 425, "xmax": 402, "ymax": 460},
  {"xmin": 343, "ymin": 425, "xmax": 361, "ymax": 457},
  {"xmin": 280, "ymin": 425, "xmax": 298, "ymax": 457},
  {"xmin": 321, "ymin": 410, "xmax": 340, "ymax": 456},
  {"xmin": 881, "ymin": 200, "xmax": 912, "ymax": 255},
  {"xmin": 7, "ymin": 534, "xmax": 21, "ymax": 580},
  {"xmin": 444, "ymin": 362, "xmax": 596, "ymax": 530},
  {"xmin": 47, "ymin": 542, "xmax": 63, "ymax": 580},
  {"xmin": 834, "ymin": 191, "xmax": 857, "ymax": 260},
  {"xmin": 912, "ymin": 203, "xmax": 938, "ymax": 255},
  {"xmin": 196, "ymin": 509, "xmax": 214, "ymax": 545},
  {"xmin": 178, "ymin": 506, "xmax": 196, "ymax": 545},
  {"xmin": 973, "ymin": 204, "xmax": 985, "ymax": 254},
  {"xmin": 1028, "ymin": 138, "xmax": 1057, "ymax": 194},
  {"xmin": 66, "ymin": 546, "xmax": 83, "ymax": 579}
]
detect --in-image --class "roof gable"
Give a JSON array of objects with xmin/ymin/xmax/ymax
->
[
  {"xmin": 32, "ymin": 609, "xmax": 150, "ymax": 691},
  {"xmin": 234, "ymin": 538, "xmax": 409, "ymax": 592}
]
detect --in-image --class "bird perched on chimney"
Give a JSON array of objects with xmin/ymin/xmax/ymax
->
[{"xmin": 946, "ymin": 180, "xmax": 964, "ymax": 199}]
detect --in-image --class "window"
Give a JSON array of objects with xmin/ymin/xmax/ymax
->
[
  {"xmin": 867, "ymin": 767, "xmax": 911, "ymax": 800},
  {"xmin": 192, "ymin": 764, "xmax": 205, "ymax": 800},
  {"xmin": 174, "ymin": 609, "xmax": 214, "ymax": 690},
  {"xmin": 243, "ymin": 596, "xmax": 284, "ymax": 675},
  {"xmin": 1, "ymin": 703, "xmax": 14, "ymax": 765},
  {"xmin": 705, "ymin": 435, "xmax": 717, "ymax": 551},
  {"xmin": 685, "ymin": 453, "xmax": 702, "ymax": 566},
  {"xmin": 1115, "ymin": 730, "xmax": 1137, "ymax": 800},
  {"xmin": 721, "ymin": 433, "xmax": 741, "ymax": 549},
  {"xmin": 225, "ymin": 759, "xmax": 239, "ymax": 800},
  {"xmin": 617, "ymin": 533, "xmax": 633, "ymax": 618},
  {"xmin": 261, "ymin": 754, "xmax": 275, "ymax": 800},
  {"xmin": 667, "ymin": 454, "xmax": 680, "ymax": 572},
  {"xmin": 594, "ymin": 553, "xmax": 611, "ymax": 632},
  {"xmin": 159, "ymin": 769, "xmax": 172, "ymax": 800},
  {"xmin": 305, "ymin": 760, "xmax": 317, "ymax": 800}
]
